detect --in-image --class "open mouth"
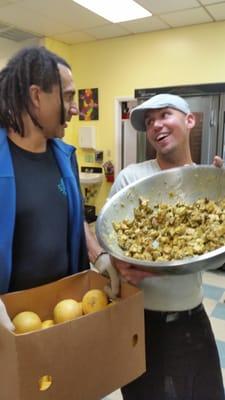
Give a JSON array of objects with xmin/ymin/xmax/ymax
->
[{"xmin": 156, "ymin": 133, "xmax": 169, "ymax": 142}]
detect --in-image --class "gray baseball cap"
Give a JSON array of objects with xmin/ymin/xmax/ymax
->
[{"xmin": 130, "ymin": 93, "xmax": 191, "ymax": 131}]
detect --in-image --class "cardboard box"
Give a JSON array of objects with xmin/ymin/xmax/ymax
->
[{"xmin": 0, "ymin": 270, "xmax": 146, "ymax": 400}]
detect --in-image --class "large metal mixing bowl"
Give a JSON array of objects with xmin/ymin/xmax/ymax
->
[{"xmin": 96, "ymin": 165, "xmax": 225, "ymax": 274}]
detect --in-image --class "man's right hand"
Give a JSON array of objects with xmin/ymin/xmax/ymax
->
[
  {"xmin": 213, "ymin": 155, "xmax": 224, "ymax": 168},
  {"xmin": 0, "ymin": 299, "xmax": 14, "ymax": 331},
  {"xmin": 112, "ymin": 258, "xmax": 157, "ymax": 285},
  {"xmin": 94, "ymin": 253, "xmax": 120, "ymax": 299}
]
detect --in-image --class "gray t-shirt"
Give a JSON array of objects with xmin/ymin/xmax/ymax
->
[{"xmin": 109, "ymin": 159, "xmax": 203, "ymax": 311}]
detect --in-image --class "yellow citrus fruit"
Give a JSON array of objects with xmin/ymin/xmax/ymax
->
[
  {"xmin": 41, "ymin": 319, "xmax": 55, "ymax": 329},
  {"xmin": 13, "ymin": 311, "xmax": 42, "ymax": 334},
  {"xmin": 82, "ymin": 289, "xmax": 108, "ymax": 315},
  {"xmin": 53, "ymin": 299, "xmax": 83, "ymax": 323},
  {"xmin": 39, "ymin": 375, "xmax": 52, "ymax": 391}
]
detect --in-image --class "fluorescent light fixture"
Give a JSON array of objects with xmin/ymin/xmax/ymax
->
[{"xmin": 72, "ymin": 0, "xmax": 152, "ymax": 23}]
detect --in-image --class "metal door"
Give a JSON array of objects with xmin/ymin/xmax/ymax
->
[{"xmin": 185, "ymin": 96, "xmax": 219, "ymax": 164}]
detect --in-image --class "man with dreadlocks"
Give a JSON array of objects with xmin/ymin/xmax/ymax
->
[{"xmin": 0, "ymin": 46, "xmax": 119, "ymax": 330}]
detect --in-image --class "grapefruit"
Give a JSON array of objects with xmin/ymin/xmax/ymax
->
[
  {"xmin": 53, "ymin": 299, "xmax": 82, "ymax": 323},
  {"xmin": 42, "ymin": 319, "xmax": 55, "ymax": 329},
  {"xmin": 13, "ymin": 311, "xmax": 42, "ymax": 334},
  {"xmin": 82, "ymin": 289, "xmax": 108, "ymax": 315}
]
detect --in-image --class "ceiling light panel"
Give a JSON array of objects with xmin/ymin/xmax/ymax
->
[{"xmin": 72, "ymin": 0, "xmax": 151, "ymax": 23}]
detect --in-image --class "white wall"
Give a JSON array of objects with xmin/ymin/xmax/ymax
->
[{"xmin": 0, "ymin": 37, "xmax": 43, "ymax": 69}]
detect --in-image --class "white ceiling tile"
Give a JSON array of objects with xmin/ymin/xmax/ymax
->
[
  {"xmin": 199, "ymin": 0, "xmax": 225, "ymax": 4},
  {"xmin": 206, "ymin": 3, "xmax": 225, "ymax": 20},
  {"xmin": 51, "ymin": 31, "xmax": 96, "ymax": 44},
  {"xmin": 161, "ymin": 7, "xmax": 213, "ymax": 27},
  {"xmin": 86, "ymin": 24, "xmax": 130, "ymax": 40},
  {"xmin": 136, "ymin": 0, "xmax": 200, "ymax": 14},
  {"xmin": 19, "ymin": 0, "xmax": 108, "ymax": 30},
  {"xmin": 120, "ymin": 16, "xmax": 170, "ymax": 33}
]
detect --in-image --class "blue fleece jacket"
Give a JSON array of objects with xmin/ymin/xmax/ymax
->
[{"xmin": 0, "ymin": 128, "xmax": 88, "ymax": 294}]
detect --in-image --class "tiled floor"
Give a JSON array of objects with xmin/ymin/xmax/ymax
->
[{"xmin": 103, "ymin": 269, "xmax": 225, "ymax": 400}]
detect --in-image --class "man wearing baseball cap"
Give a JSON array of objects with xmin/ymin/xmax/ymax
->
[{"xmin": 109, "ymin": 94, "xmax": 224, "ymax": 400}]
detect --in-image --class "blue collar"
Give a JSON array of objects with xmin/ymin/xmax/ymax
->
[{"xmin": 0, "ymin": 128, "xmax": 76, "ymax": 174}]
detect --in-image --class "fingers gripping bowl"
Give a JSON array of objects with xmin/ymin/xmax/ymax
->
[{"xmin": 96, "ymin": 165, "xmax": 225, "ymax": 274}]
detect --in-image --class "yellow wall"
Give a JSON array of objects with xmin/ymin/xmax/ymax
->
[
  {"xmin": 45, "ymin": 21, "xmax": 225, "ymax": 211},
  {"xmin": 44, "ymin": 38, "xmax": 76, "ymax": 146}
]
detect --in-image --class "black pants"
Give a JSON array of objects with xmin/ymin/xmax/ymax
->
[{"xmin": 122, "ymin": 305, "xmax": 224, "ymax": 400}]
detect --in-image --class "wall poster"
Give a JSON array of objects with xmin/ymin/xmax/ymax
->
[{"xmin": 78, "ymin": 88, "xmax": 99, "ymax": 121}]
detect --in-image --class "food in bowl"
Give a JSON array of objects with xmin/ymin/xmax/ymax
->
[{"xmin": 112, "ymin": 197, "xmax": 225, "ymax": 262}]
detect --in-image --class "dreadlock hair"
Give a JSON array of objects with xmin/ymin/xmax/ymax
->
[{"xmin": 0, "ymin": 46, "xmax": 71, "ymax": 135}]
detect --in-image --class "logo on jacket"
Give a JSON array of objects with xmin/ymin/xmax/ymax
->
[{"xmin": 57, "ymin": 178, "xmax": 67, "ymax": 196}]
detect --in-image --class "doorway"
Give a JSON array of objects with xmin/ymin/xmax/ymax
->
[{"xmin": 114, "ymin": 97, "xmax": 137, "ymax": 176}]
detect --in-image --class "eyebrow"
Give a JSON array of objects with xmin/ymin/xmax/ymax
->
[{"xmin": 63, "ymin": 89, "xmax": 76, "ymax": 99}]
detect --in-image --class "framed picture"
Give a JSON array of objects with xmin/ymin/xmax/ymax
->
[{"xmin": 78, "ymin": 88, "xmax": 99, "ymax": 121}]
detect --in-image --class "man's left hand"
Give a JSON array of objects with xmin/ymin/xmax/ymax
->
[{"xmin": 95, "ymin": 253, "xmax": 120, "ymax": 299}]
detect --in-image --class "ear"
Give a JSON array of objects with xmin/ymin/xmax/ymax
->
[
  {"xmin": 185, "ymin": 113, "xmax": 195, "ymax": 129},
  {"xmin": 29, "ymin": 85, "xmax": 41, "ymax": 109}
]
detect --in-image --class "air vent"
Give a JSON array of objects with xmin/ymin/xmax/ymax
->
[
  {"xmin": 0, "ymin": 27, "xmax": 42, "ymax": 42},
  {"xmin": 0, "ymin": 0, "xmax": 14, "ymax": 8},
  {"xmin": 0, "ymin": 21, "xmax": 10, "ymax": 30}
]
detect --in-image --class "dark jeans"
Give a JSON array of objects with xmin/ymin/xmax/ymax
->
[{"xmin": 122, "ymin": 305, "xmax": 224, "ymax": 400}]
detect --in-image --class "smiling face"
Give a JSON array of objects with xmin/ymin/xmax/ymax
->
[{"xmin": 145, "ymin": 107, "xmax": 195, "ymax": 160}]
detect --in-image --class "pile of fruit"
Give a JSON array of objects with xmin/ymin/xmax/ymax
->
[{"xmin": 12, "ymin": 289, "xmax": 116, "ymax": 334}]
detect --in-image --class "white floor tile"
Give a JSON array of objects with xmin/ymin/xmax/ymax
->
[
  {"xmin": 203, "ymin": 271, "xmax": 225, "ymax": 287},
  {"xmin": 202, "ymin": 297, "xmax": 217, "ymax": 316},
  {"xmin": 210, "ymin": 317, "xmax": 225, "ymax": 341},
  {"xmin": 221, "ymin": 292, "xmax": 225, "ymax": 303}
]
